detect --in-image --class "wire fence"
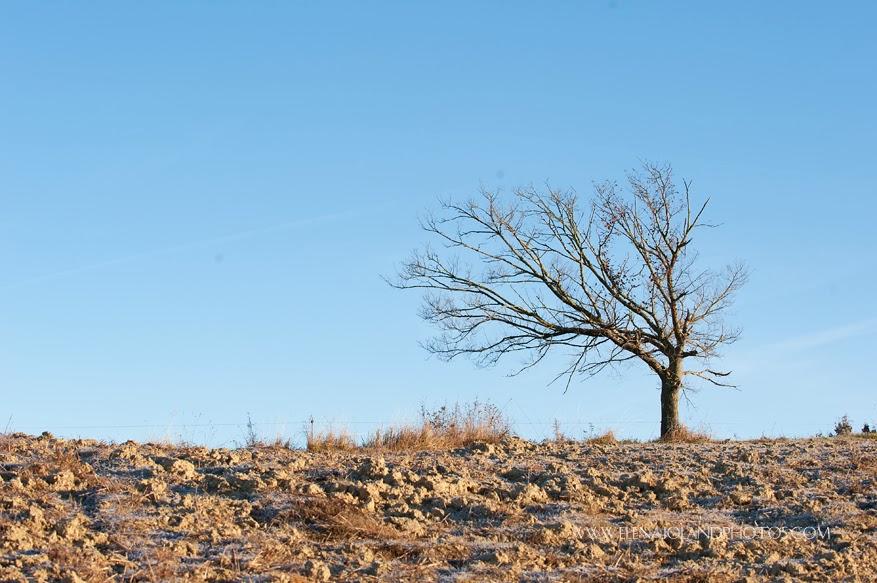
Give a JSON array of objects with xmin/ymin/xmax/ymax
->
[
  {"xmin": 4, "ymin": 418, "xmax": 755, "ymax": 431},
  {"xmin": 4, "ymin": 410, "xmax": 821, "ymax": 448}
]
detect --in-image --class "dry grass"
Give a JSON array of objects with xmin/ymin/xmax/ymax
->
[
  {"xmin": 362, "ymin": 423, "xmax": 497, "ymax": 450},
  {"xmin": 306, "ymin": 401, "xmax": 510, "ymax": 452},
  {"xmin": 278, "ymin": 497, "xmax": 399, "ymax": 541},
  {"xmin": 586, "ymin": 430, "xmax": 618, "ymax": 444},
  {"xmin": 242, "ymin": 414, "xmax": 293, "ymax": 449},
  {"xmin": 361, "ymin": 401, "xmax": 510, "ymax": 451},
  {"xmin": 658, "ymin": 426, "xmax": 712, "ymax": 443},
  {"xmin": 244, "ymin": 436, "xmax": 293, "ymax": 450},
  {"xmin": 749, "ymin": 435, "xmax": 791, "ymax": 443},
  {"xmin": 306, "ymin": 428, "xmax": 357, "ymax": 452}
]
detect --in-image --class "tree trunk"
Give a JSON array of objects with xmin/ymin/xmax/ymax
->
[{"xmin": 660, "ymin": 371, "xmax": 683, "ymax": 438}]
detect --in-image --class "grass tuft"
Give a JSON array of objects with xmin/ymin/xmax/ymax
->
[
  {"xmin": 306, "ymin": 428, "xmax": 357, "ymax": 452},
  {"xmin": 362, "ymin": 400, "xmax": 510, "ymax": 451},
  {"xmin": 586, "ymin": 430, "xmax": 618, "ymax": 444},
  {"xmin": 279, "ymin": 497, "xmax": 399, "ymax": 540},
  {"xmin": 658, "ymin": 426, "xmax": 712, "ymax": 443}
]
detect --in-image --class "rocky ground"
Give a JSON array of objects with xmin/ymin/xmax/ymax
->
[{"xmin": 1, "ymin": 433, "xmax": 875, "ymax": 582}]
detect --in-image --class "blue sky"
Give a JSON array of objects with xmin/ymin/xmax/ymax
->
[{"xmin": 1, "ymin": 2, "xmax": 875, "ymax": 445}]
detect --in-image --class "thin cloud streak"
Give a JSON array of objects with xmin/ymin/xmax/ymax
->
[
  {"xmin": 767, "ymin": 318, "xmax": 877, "ymax": 353},
  {"xmin": 0, "ymin": 212, "xmax": 348, "ymax": 291},
  {"xmin": 721, "ymin": 317, "xmax": 877, "ymax": 377}
]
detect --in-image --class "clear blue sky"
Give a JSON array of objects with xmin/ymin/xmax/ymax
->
[{"xmin": 1, "ymin": 2, "xmax": 875, "ymax": 445}]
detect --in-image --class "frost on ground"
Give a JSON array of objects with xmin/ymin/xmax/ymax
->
[{"xmin": 0, "ymin": 433, "xmax": 875, "ymax": 581}]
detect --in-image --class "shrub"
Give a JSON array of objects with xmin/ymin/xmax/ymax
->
[
  {"xmin": 552, "ymin": 419, "xmax": 568, "ymax": 444},
  {"xmin": 833, "ymin": 415, "xmax": 853, "ymax": 436}
]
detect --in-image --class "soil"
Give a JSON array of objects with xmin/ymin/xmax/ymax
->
[{"xmin": 1, "ymin": 433, "xmax": 875, "ymax": 581}]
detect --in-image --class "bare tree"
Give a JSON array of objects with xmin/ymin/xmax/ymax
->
[{"xmin": 392, "ymin": 163, "xmax": 747, "ymax": 439}]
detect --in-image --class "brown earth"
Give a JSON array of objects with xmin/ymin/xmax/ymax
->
[{"xmin": 1, "ymin": 432, "xmax": 875, "ymax": 581}]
